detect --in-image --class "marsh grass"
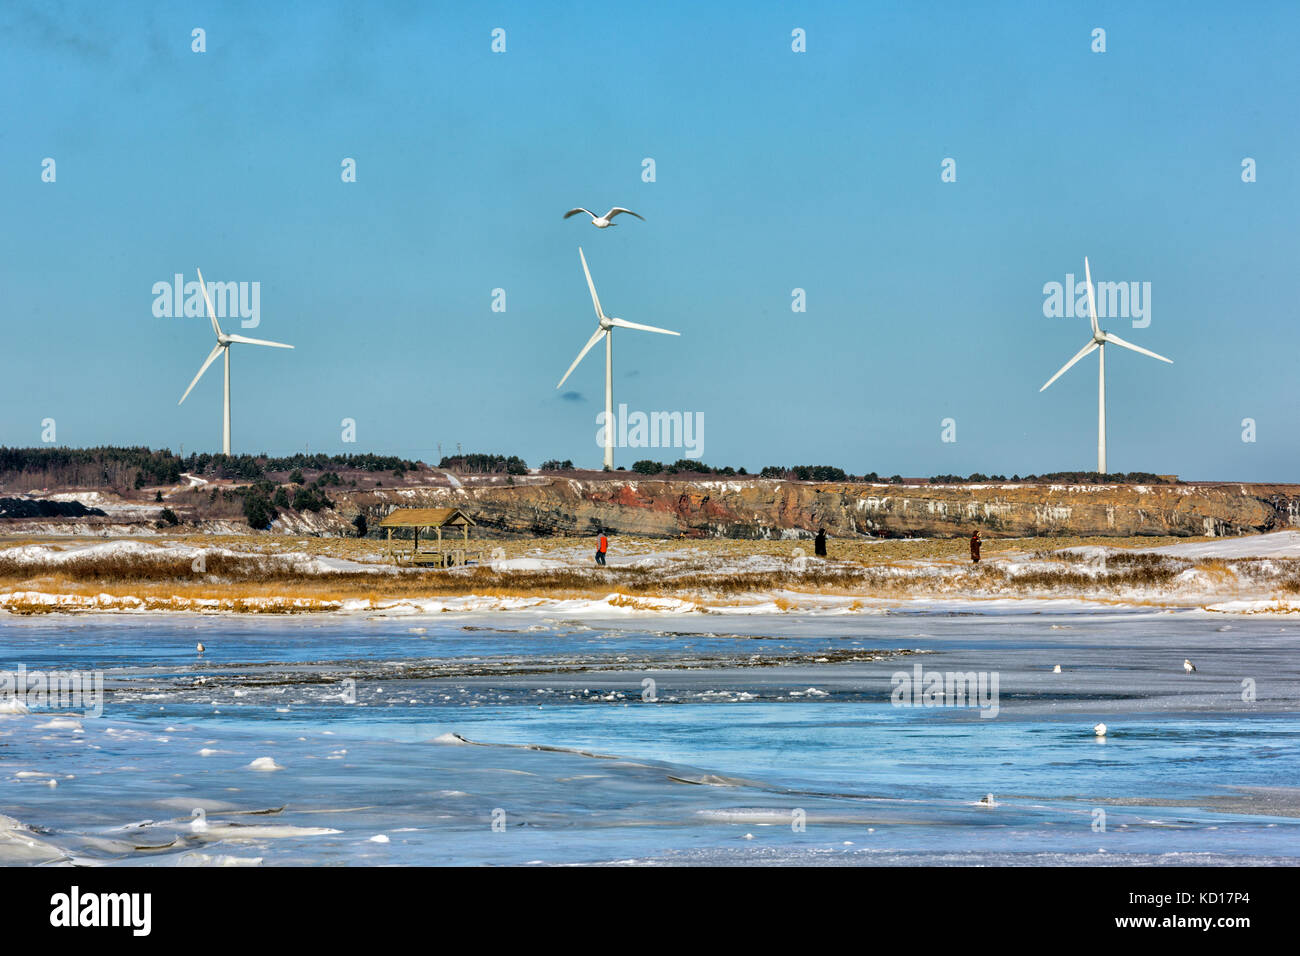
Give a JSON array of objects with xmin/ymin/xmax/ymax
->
[{"xmin": 1, "ymin": 533, "xmax": 1295, "ymax": 612}]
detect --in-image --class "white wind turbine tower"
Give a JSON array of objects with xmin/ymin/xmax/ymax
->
[
  {"xmin": 178, "ymin": 268, "xmax": 294, "ymax": 455},
  {"xmin": 556, "ymin": 247, "xmax": 680, "ymax": 470},
  {"xmin": 1039, "ymin": 257, "xmax": 1172, "ymax": 474}
]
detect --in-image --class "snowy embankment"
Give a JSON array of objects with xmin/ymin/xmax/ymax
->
[
  {"xmin": 1051, "ymin": 531, "xmax": 1300, "ymax": 614},
  {"xmin": 2, "ymin": 531, "xmax": 1299, "ymax": 617},
  {"xmin": 0, "ymin": 538, "xmax": 388, "ymax": 575}
]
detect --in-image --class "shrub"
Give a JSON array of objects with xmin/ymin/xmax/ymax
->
[
  {"xmin": 291, "ymin": 486, "xmax": 332, "ymax": 513},
  {"xmin": 243, "ymin": 494, "xmax": 276, "ymax": 530},
  {"xmin": 439, "ymin": 453, "xmax": 528, "ymax": 475}
]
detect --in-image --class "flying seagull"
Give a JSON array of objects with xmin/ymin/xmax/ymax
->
[
  {"xmin": 1184, "ymin": 658, "xmax": 1196, "ymax": 673},
  {"xmin": 563, "ymin": 207, "xmax": 644, "ymax": 228}
]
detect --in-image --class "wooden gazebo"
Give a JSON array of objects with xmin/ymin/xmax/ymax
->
[{"xmin": 379, "ymin": 507, "xmax": 479, "ymax": 567}]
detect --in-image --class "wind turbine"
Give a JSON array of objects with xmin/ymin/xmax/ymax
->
[
  {"xmin": 1039, "ymin": 257, "xmax": 1172, "ymax": 474},
  {"xmin": 556, "ymin": 247, "xmax": 680, "ymax": 470},
  {"xmin": 178, "ymin": 268, "xmax": 294, "ymax": 455}
]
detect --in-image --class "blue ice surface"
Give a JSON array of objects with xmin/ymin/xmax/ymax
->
[{"xmin": 1, "ymin": 606, "xmax": 1297, "ymax": 865}]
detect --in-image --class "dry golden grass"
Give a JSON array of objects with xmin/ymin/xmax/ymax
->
[{"xmin": 0, "ymin": 532, "xmax": 1291, "ymax": 614}]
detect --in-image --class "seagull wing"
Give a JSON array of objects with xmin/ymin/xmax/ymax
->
[
  {"xmin": 605, "ymin": 208, "xmax": 644, "ymax": 221},
  {"xmin": 564, "ymin": 208, "xmax": 595, "ymax": 220}
]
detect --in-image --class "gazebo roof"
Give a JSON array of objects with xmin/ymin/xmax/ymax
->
[{"xmin": 379, "ymin": 507, "xmax": 476, "ymax": 528}]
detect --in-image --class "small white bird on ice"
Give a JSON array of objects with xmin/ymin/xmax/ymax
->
[
  {"xmin": 563, "ymin": 206, "xmax": 644, "ymax": 228},
  {"xmin": 1094, "ymin": 722, "xmax": 1108, "ymax": 737},
  {"xmin": 1052, "ymin": 664, "xmax": 1062, "ymax": 673},
  {"xmin": 1184, "ymin": 658, "xmax": 1196, "ymax": 673},
  {"xmin": 196, "ymin": 642, "xmax": 205, "ymax": 653}
]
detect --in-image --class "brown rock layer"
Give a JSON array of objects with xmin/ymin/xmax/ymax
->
[{"xmin": 358, "ymin": 479, "xmax": 1300, "ymax": 540}]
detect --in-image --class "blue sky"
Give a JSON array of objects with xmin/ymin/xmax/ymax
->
[{"xmin": 2, "ymin": 0, "xmax": 1297, "ymax": 479}]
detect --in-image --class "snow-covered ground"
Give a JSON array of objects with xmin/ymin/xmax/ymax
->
[
  {"xmin": 1140, "ymin": 530, "xmax": 1300, "ymax": 558},
  {"xmin": 0, "ymin": 538, "xmax": 392, "ymax": 575},
  {"xmin": 38, "ymin": 491, "xmax": 163, "ymax": 518},
  {"xmin": 3, "ymin": 530, "xmax": 1300, "ymax": 617}
]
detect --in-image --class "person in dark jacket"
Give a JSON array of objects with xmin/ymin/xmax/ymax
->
[
  {"xmin": 814, "ymin": 527, "xmax": 827, "ymax": 557},
  {"xmin": 595, "ymin": 531, "xmax": 608, "ymax": 566},
  {"xmin": 970, "ymin": 530, "xmax": 981, "ymax": 563}
]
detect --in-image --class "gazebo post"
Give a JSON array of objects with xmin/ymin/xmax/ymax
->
[{"xmin": 380, "ymin": 509, "xmax": 477, "ymax": 566}]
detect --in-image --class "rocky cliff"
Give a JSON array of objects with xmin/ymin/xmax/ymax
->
[{"xmin": 354, "ymin": 478, "xmax": 1300, "ymax": 540}]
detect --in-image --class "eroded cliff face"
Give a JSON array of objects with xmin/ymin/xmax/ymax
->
[{"xmin": 355, "ymin": 479, "xmax": 1300, "ymax": 539}]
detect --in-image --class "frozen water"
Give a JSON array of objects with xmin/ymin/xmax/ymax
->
[{"xmin": 1, "ymin": 606, "xmax": 1297, "ymax": 865}]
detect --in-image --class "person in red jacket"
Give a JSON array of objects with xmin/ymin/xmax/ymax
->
[{"xmin": 595, "ymin": 531, "xmax": 608, "ymax": 566}]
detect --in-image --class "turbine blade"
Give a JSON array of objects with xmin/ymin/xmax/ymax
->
[
  {"xmin": 178, "ymin": 344, "xmax": 224, "ymax": 405},
  {"xmin": 1039, "ymin": 340, "xmax": 1099, "ymax": 392},
  {"xmin": 1102, "ymin": 332, "xmax": 1173, "ymax": 364},
  {"xmin": 1084, "ymin": 257, "xmax": 1099, "ymax": 337},
  {"xmin": 608, "ymin": 317, "xmax": 680, "ymax": 336},
  {"xmin": 224, "ymin": 334, "xmax": 294, "ymax": 349},
  {"xmin": 556, "ymin": 328, "xmax": 606, "ymax": 389},
  {"xmin": 578, "ymin": 247, "xmax": 604, "ymax": 320},
  {"xmin": 196, "ymin": 267, "xmax": 222, "ymax": 338}
]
